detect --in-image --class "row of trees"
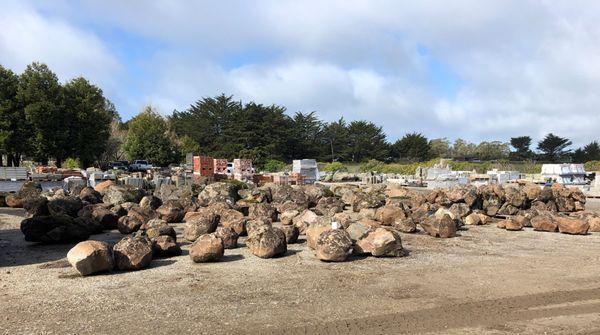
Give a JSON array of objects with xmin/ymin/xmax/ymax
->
[
  {"xmin": 2, "ymin": 62, "xmax": 598, "ymax": 168},
  {"xmin": 0, "ymin": 62, "xmax": 115, "ymax": 167}
]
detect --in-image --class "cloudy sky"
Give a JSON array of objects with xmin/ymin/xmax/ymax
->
[{"xmin": 1, "ymin": 1, "xmax": 599, "ymax": 147}]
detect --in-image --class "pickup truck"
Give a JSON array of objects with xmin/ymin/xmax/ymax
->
[{"xmin": 129, "ymin": 160, "xmax": 153, "ymax": 172}]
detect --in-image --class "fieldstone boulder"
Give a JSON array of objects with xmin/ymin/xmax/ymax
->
[
  {"xmin": 292, "ymin": 209, "xmax": 319, "ymax": 234},
  {"xmin": 139, "ymin": 195, "xmax": 162, "ymax": 210},
  {"xmin": 497, "ymin": 218, "xmax": 522, "ymax": 231},
  {"xmin": 156, "ymin": 201, "xmax": 184, "ymax": 223},
  {"xmin": 352, "ymin": 191, "xmax": 386, "ymax": 212},
  {"xmin": 531, "ymin": 213, "xmax": 558, "ymax": 232},
  {"xmin": 117, "ymin": 216, "xmax": 143, "ymax": 234},
  {"xmin": 588, "ymin": 215, "xmax": 600, "ymax": 232},
  {"xmin": 374, "ymin": 205, "xmax": 406, "ymax": 226},
  {"xmin": 113, "ymin": 236, "xmax": 153, "ymax": 270},
  {"xmin": 246, "ymin": 227, "xmax": 287, "ymax": 258},
  {"xmin": 346, "ymin": 222, "xmax": 372, "ymax": 242},
  {"xmin": 22, "ymin": 196, "xmax": 49, "ymax": 217},
  {"xmin": 392, "ymin": 217, "xmax": 417, "ymax": 233},
  {"xmin": 332, "ymin": 212, "xmax": 353, "ymax": 229},
  {"xmin": 280, "ymin": 209, "xmax": 299, "ymax": 226},
  {"xmin": 219, "ymin": 209, "xmax": 246, "ymax": 235},
  {"xmin": 103, "ymin": 185, "xmax": 144, "ymax": 206},
  {"xmin": 94, "ymin": 180, "xmax": 115, "ymax": 193},
  {"xmin": 314, "ymin": 197, "xmax": 345, "ymax": 216},
  {"xmin": 146, "ymin": 224, "xmax": 176, "ymax": 240},
  {"xmin": 556, "ymin": 216, "xmax": 589, "ymax": 235},
  {"xmin": 215, "ymin": 227, "xmax": 238, "ymax": 249},
  {"xmin": 279, "ymin": 224, "xmax": 299, "ymax": 244},
  {"xmin": 355, "ymin": 227, "xmax": 404, "ymax": 257},
  {"xmin": 420, "ymin": 214, "xmax": 457, "ymax": 238},
  {"xmin": 67, "ymin": 240, "xmax": 113, "ymax": 276},
  {"xmin": 306, "ymin": 224, "xmax": 332, "ymax": 250},
  {"xmin": 79, "ymin": 187, "xmax": 102, "ymax": 204},
  {"xmin": 189, "ymin": 234, "xmax": 224, "ymax": 262},
  {"xmin": 248, "ymin": 203, "xmax": 278, "ymax": 222},
  {"xmin": 21, "ymin": 215, "xmax": 90, "ymax": 243},
  {"xmin": 183, "ymin": 214, "xmax": 219, "ymax": 241},
  {"xmin": 246, "ymin": 219, "xmax": 272, "ymax": 237},
  {"xmin": 464, "ymin": 212, "xmax": 482, "ymax": 226},
  {"xmin": 92, "ymin": 206, "xmax": 119, "ymax": 230},
  {"xmin": 152, "ymin": 235, "xmax": 182, "ymax": 257},
  {"xmin": 315, "ymin": 229, "xmax": 353, "ymax": 262},
  {"xmin": 198, "ymin": 182, "xmax": 238, "ymax": 206},
  {"xmin": 47, "ymin": 196, "xmax": 83, "ymax": 217}
]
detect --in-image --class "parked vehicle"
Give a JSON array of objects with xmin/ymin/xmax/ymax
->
[
  {"xmin": 129, "ymin": 160, "xmax": 153, "ymax": 172},
  {"xmin": 108, "ymin": 161, "xmax": 129, "ymax": 171}
]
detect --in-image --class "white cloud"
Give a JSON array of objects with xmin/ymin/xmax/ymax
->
[
  {"xmin": 2, "ymin": 0, "xmax": 600, "ymax": 147},
  {"xmin": 0, "ymin": 1, "xmax": 120, "ymax": 94}
]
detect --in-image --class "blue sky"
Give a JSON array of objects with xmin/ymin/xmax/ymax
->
[{"xmin": 1, "ymin": 0, "xmax": 599, "ymax": 146}]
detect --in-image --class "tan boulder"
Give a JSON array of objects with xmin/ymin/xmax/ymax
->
[
  {"xmin": 246, "ymin": 227, "xmax": 287, "ymax": 258},
  {"xmin": 464, "ymin": 212, "xmax": 482, "ymax": 226},
  {"xmin": 374, "ymin": 205, "xmax": 406, "ymax": 226},
  {"xmin": 189, "ymin": 234, "xmax": 224, "ymax": 262},
  {"xmin": 67, "ymin": 240, "xmax": 113, "ymax": 276},
  {"xmin": 556, "ymin": 216, "xmax": 589, "ymax": 235},
  {"xmin": 315, "ymin": 229, "xmax": 353, "ymax": 262},
  {"xmin": 531, "ymin": 214, "xmax": 558, "ymax": 232},
  {"xmin": 215, "ymin": 227, "xmax": 238, "ymax": 249},
  {"xmin": 355, "ymin": 227, "xmax": 404, "ymax": 257},
  {"xmin": 420, "ymin": 214, "xmax": 456, "ymax": 238},
  {"xmin": 306, "ymin": 224, "xmax": 332, "ymax": 249}
]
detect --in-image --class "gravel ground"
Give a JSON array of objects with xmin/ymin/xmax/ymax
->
[{"xmin": 1, "ymin": 200, "xmax": 600, "ymax": 334}]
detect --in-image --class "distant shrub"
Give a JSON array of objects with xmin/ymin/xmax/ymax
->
[
  {"xmin": 585, "ymin": 160, "xmax": 600, "ymax": 172},
  {"xmin": 63, "ymin": 157, "xmax": 81, "ymax": 169},
  {"xmin": 263, "ymin": 159, "xmax": 287, "ymax": 172},
  {"xmin": 323, "ymin": 162, "xmax": 347, "ymax": 173},
  {"xmin": 360, "ymin": 159, "xmax": 385, "ymax": 173}
]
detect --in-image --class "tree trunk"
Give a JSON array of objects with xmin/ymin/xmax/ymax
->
[
  {"xmin": 7, "ymin": 154, "xmax": 14, "ymax": 167},
  {"xmin": 13, "ymin": 153, "xmax": 21, "ymax": 167},
  {"xmin": 56, "ymin": 156, "xmax": 62, "ymax": 168},
  {"xmin": 0, "ymin": 154, "xmax": 3, "ymax": 167}
]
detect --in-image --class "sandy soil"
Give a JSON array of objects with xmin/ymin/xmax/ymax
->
[{"xmin": 2, "ymin": 200, "xmax": 600, "ymax": 334}]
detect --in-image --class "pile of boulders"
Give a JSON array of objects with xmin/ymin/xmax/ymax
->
[{"xmin": 8, "ymin": 177, "xmax": 600, "ymax": 275}]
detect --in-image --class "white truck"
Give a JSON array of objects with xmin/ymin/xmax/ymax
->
[{"xmin": 129, "ymin": 160, "xmax": 153, "ymax": 172}]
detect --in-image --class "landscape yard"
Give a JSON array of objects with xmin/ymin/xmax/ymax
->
[{"xmin": 2, "ymin": 200, "xmax": 600, "ymax": 334}]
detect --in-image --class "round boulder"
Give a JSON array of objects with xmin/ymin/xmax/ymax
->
[
  {"xmin": 189, "ymin": 234, "xmax": 224, "ymax": 262},
  {"xmin": 315, "ymin": 229, "xmax": 353, "ymax": 262},
  {"xmin": 113, "ymin": 236, "xmax": 153, "ymax": 270}
]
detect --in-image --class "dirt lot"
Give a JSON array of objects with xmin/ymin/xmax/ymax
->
[{"xmin": 2, "ymin": 200, "xmax": 600, "ymax": 334}]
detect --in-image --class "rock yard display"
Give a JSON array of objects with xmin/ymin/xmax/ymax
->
[{"xmin": 8, "ymin": 179, "xmax": 599, "ymax": 276}]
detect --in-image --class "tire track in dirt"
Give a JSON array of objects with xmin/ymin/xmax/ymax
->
[{"xmin": 261, "ymin": 287, "xmax": 600, "ymax": 334}]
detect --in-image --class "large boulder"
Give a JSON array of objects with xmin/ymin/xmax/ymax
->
[
  {"xmin": 152, "ymin": 235, "xmax": 182, "ymax": 257},
  {"xmin": 79, "ymin": 187, "xmax": 102, "ymax": 204},
  {"xmin": 246, "ymin": 227, "xmax": 287, "ymax": 258},
  {"xmin": 183, "ymin": 213, "xmax": 219, "ymax": 241},
  {"xmin": 531, "ymin": 213, "xmax": 558, "ymax": 232},
  {"xmin": 556, "ymin": 216, "xmax": 589, "ymax": 235},
  {"xmin": 145, "ymin": 224, "xmax": 177, "ymax": 240},
  {"xmin": 420, "ymin": 214, "xmax": 457, "ymax": 238},
  {"xmin": 374, "ymin": 205, "xmax": 406, "ymax": 226},
  {"xmin": 94, "ymin": 180, "xmax": 115, "ymax": 193},
  {"xmin": 355, "ymin": 227, "xmax": 404, "ymax": 257},
  {"xmin": 67, "ymin": 240, "xmax": 113, "ymax": 276},
  {"xmin": 139, "ymin": 195, "xmax": 162, "ymax": 210},
  {"xmin": 351, "ymin": 191, "xmax": 386, "ymax": 212},
  {"xmin": 280, "ymin": 209, "xmax": 299, "ymax": 226},
  {"xmin": 392, "ymin": 217, "xmax": 417, "ymax": 233},
  {"xmin": 306, "ymin": 223, "xmax": 332, "ymax": 250},
  {"xmin": 292, "ymin": 209, "xmax": 319, "ymax": 234},
  {"xmin": 279, "ymin": 224, "xmax": 299, "ymax": 244},
  {"xmin": 103, "ymin": 185, "xmax": 144, "ymax": 206},
  {"xmin": 91, "ymin": 206, "xmax": 119, "ymax": 230},
  {"xmin": 22, "ymin": 196, "xmax": 49, "ymax": 217},
  {"xmin": 215, "ymin": 227, "xmax": 238, "ymax": 249},
  {"xmin": 247, "ymin": 202, "xmax": 278, "ymax": 222},
  {"xmin": 315, "ymin": 229, "xmax": 353, "ymax": 262},
  {"xmin": 117, "ymin": 216, "xmax": 143, "ymax": 234},
  {"xmin": 198, "ymin": 182, "xmax": 238, "ymax": 206},
  {"xmin": 332, "ymin": 212, "xmax": 353, "ymax": 229},
  {"xmin": 47, "ymin": 196, "xmax": 83, "ymax": 217},
  {"xmin": 156, "ymin": 201, "xmax": 184, "ymax": 223},
  {"xmin": 496, "ymin": 218, "xmax": 523, "ymax": 231},
  {"xmin": 346, "ymin": 222, "xmax": 372, "ymax": 242},
  {"xmin": 313, "ymin": 197, "xmax": 345, "ymax": 216},
  {"xmin": 113, "ymin": 236, "xmax": 153, "ymax": 270},
  {"xmin": 464, "ymin": 212, "xmax": 482, "ymax": 226},
  {"xmin": 21, "ymin": 215, "xmax": 90, "ymax": 243},
  {"xmin": 219, "ymin": 209, "xmax": 246, "ymax": 235},
  {"xmin": 189, "ymin": 234, "xmax": 224, "ymax": 262}
]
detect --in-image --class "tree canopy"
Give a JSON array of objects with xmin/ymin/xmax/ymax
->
[{"xmin": 537, "ymin": 133, "xmax": 572, "ymax": 162}]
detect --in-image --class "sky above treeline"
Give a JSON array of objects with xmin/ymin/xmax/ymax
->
[{"xmin": 1, "ymin": 0, "xmax": 599, "ymax": 146}]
